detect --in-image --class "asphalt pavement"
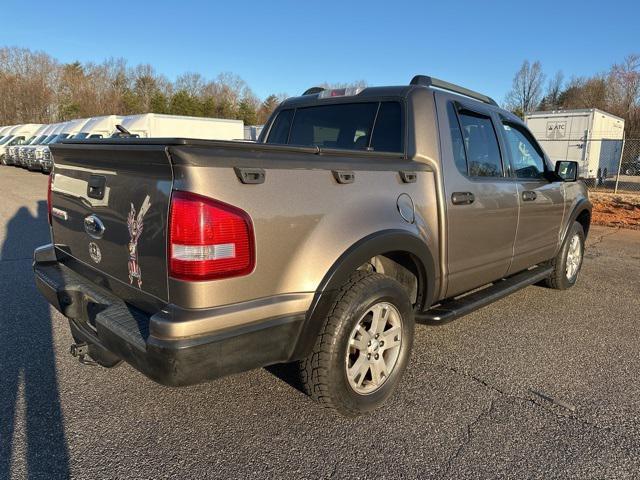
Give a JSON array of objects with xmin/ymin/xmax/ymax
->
[{"xmin": 1, "ymin": 167, "xmax": 639, "ymax": 479}]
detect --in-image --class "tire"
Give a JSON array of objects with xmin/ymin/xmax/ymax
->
[
  {"xmin": 298, "ymin": 271, "xmax": 414, "ymax": 417},
  {"xmin": 544, "ymin": 221, "xmax": 585, "ymax": 290}
]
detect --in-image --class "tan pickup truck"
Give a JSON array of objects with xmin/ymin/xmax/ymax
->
[{"xmin": 34, "ymin": 75, "xmax": 591, "ymax": 416}]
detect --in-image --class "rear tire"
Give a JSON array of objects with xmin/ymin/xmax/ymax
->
[
  {"xmin": 298, "ymin": 271, "xmax": 414, "ymax": 417},
  {"xmin": 544, "ymin": 221, "xmax": 585, "ymax": 290}
]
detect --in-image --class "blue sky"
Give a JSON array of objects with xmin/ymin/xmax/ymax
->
[{"xmin": 1, "ymin": 0, "xmax": 638, "ymax": 102}]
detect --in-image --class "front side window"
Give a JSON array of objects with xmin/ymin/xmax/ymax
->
[
  {"xmin": 266, "ymin": 101, "xmax": 403, "ymax": 153},
  {"xmin": 457, "ymin": 110, "xmax": 503, "ymax": 177},
  {"xmin": 501, "ymin": 122, "xmax": 546, "ymax": 179}
]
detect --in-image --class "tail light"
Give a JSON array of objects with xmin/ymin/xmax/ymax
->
[
  {"xmin": 47, "ymin": 173, "xmax": 53, "ymax": 225},
  {"xmin": 169, "ymin": 191, "xmax": 255, "ymax": 281}
]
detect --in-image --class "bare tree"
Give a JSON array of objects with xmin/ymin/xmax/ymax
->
[
  {"xmin": 559, "ymin": 76, "xmax": 608, "ymax": 111},
  {"xmin": 504, "ymin": 60, "xmax": 545, "ymax": 117},
  {"xmin": 607, "ymin": 54, "xmax": 640, "ymax": 134},
  {"xmin": 539, "ymin": 71, "xmax": 564, "ymax": 110}
]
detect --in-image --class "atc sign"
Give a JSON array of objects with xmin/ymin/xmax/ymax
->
[{"xmin": 546, "ymin": 121, "xmax": 567, "ymax": 139}]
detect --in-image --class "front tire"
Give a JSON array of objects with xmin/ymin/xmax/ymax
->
[
  {"xmin": 299, "ymin": 271, "xmax": 414, "ymax": 417},
  {"xmin": 545, "ymin": 221, "xmax": 585, "ymax": 290}
]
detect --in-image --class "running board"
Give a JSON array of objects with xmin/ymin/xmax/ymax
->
[{"xmin": 416, "ymin": 265, "xmax": 553, "ymax": 324}]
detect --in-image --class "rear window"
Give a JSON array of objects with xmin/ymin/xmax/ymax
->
[{"xmin": 266, "ymin": 101, "xmax": 403, "ymax": 153}]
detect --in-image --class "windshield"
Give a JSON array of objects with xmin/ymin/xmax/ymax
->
[
  {"xmin": 73, "ymin": 132, "xmax": 90, "ymax": 139},
  {"xmin": 266, "ymin": 101, "xmax": 403, "ymax": 152},
  {"xmin": 23, "ymin": 136, "xmax": 36, "ymax": 145},
  {"xmin": 0, "ymin": 135, "xmax": 14, "ymax": 145},
  {"xmin": 45, "ymin": 133, "xmax": 70, "ymax": 145},
  {"xmin": 29, "ymin": 135, "xmax": 47, "ymax": 145},
  {"xmin": 50, "ymin": 133, "xmax": 70, "ymax": 144},
  {"xmin": 40, "ymin": 134, "xmax": 57, "ymax": 144}
]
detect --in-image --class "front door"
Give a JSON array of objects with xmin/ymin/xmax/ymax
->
[
  {"xmin": 497, "ymin": 119, "xmax": 566, "ymax": 274},
  {"xmin": 437, "ymin": 95, "xmax": 519, "ymax": 298}
]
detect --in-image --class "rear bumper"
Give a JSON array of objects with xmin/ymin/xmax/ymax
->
[{"xmin": 33, "ymin": 244, "xmax": 307, "ymax": 386}]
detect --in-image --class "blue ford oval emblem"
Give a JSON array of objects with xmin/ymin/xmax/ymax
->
[{"xmin": 84, "ymin": 214, "xmax": 106, "ymax": 239}]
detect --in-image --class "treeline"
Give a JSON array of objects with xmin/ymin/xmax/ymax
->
[
  {"xmin": 0, "ymin": 46, "xmax": 285, "ymax": 126},
  {"xmin": 504, "ymin": 54, "xmax": 640, "ymax": 136}
]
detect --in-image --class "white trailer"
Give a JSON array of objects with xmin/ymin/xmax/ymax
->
[
  {"xmin": 113, "ymin": 113, "xmax": 244, "ymax": 141},
  {"xmin": 525, "ymin": 109, "xmax": 625, "ymax": 180},
  {"xmin": 40, "ymin": 118, "xmax": 91, "ymax": 172},
  {"xmin": 244, "ymin": 125, "xmax": 264, "ymax": 141},
  {"xmin": 74, "ymin": 115, "xmax": 123, "ymax": 139},
  {"xmin": 0, "ymin": 123, "xmax": 44, "ymax": 163}
]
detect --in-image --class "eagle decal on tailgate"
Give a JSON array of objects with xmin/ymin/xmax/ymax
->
[{"xmin": 127, "ymin": 195, "xmax": 151, "ymax": 288}]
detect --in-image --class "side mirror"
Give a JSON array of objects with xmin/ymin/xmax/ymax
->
[{"xmin": 555, "ymin": 160, "xmax": 578, "ymax": 182}]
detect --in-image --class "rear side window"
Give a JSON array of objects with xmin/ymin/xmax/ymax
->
[
  {"xmin": 267, "ymin": 109, "xmax": 294, "ymax": 144},
  {"xmin": 456, "ymin": 109, "xmax": 503, "ymax": 177},
  {"xmin": 266, "ymin": 101, "xmax": 403, "ymax": 153}
]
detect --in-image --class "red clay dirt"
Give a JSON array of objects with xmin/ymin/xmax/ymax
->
[{"xmin": 590, "ymin": 192, "xmax": 640, "ymax": 230}]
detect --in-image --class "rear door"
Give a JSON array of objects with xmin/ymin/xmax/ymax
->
[
  {"xmin": 436, "ymin": 94, "xmax": 519, "ymax": 297},
  {"xmin": 50, "ymin": 142, "xmax": 173, "ymax": 310},
  {"xmin": 497, "ymin": 119, "xmax": 565, "ymax": 273}
]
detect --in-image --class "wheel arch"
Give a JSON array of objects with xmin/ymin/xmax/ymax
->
[
  {"xmin": 562, "ymin": 198, "xmax": 592, "ymax": 244},
  {"xmin": 290, "ymin": 229, "xmax": 436, "ymax": 360}
]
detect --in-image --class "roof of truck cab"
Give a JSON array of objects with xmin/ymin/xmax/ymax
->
[
  {"xmin": 59, "ymin": 118, "xmax": 90, "ymax": 134},
  {"xmin": 280, "ymin": 84, "xmax": 517, "ymax": 119},
  {"xmin": 32, "ymin": 124, "xmax": 50, "ymax": 135},
  {"xmin": 8, "ymin": 123, "xmax": 44, "ymax": 135},
  {"xmin": 281, "ymin": 85, "xmax": 416, "ymax": 108},
  {"xmin": 79, "ymin": 115, "xmax": 123, "ymax": 133}
]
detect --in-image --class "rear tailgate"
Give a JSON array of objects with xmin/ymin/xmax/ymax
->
[{"xmin": 50, "ymin": 142, "xmax": 173, "ymax": 310}]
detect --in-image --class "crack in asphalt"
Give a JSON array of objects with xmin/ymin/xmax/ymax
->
[
  {"xmin": 445, "ymin": 365, "xmax": 620, "ymax": 431},
  {"xmin": 437, "ymin": 365, "xmax": 626, "ymax": 477},
  {"xmin": 587, "ymin": 228, "xmax": 620, "ymax": 251},
  {"xmin": 439, "ymin": 398, "xmax": 495, "ymax": 479}
]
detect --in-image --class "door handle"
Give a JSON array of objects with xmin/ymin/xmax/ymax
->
[
  {"xmin": 451, "ymin": 192, "xmax": 475, "ymax": 205},
  {"xmin": 522, "ymin": 191, "xmax": 537, "ymax": 202}
]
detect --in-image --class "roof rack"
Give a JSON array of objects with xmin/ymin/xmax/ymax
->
[
  {"xmin": 410, "ymin": 75, "xmax": 498, "ymax": 106},
  {"xmin": 302, "ymin": 86, "xmax": 325, "ymax": 95}
]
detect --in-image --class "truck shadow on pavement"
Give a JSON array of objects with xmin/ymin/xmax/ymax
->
[{"xmin": 0, "ymin": 201, "xmax": 70, "ymax": 479}]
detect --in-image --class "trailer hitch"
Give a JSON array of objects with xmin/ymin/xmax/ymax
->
[{"xmin": 70, "ymin": 343, "xmax": 98, "ymax": 366}]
